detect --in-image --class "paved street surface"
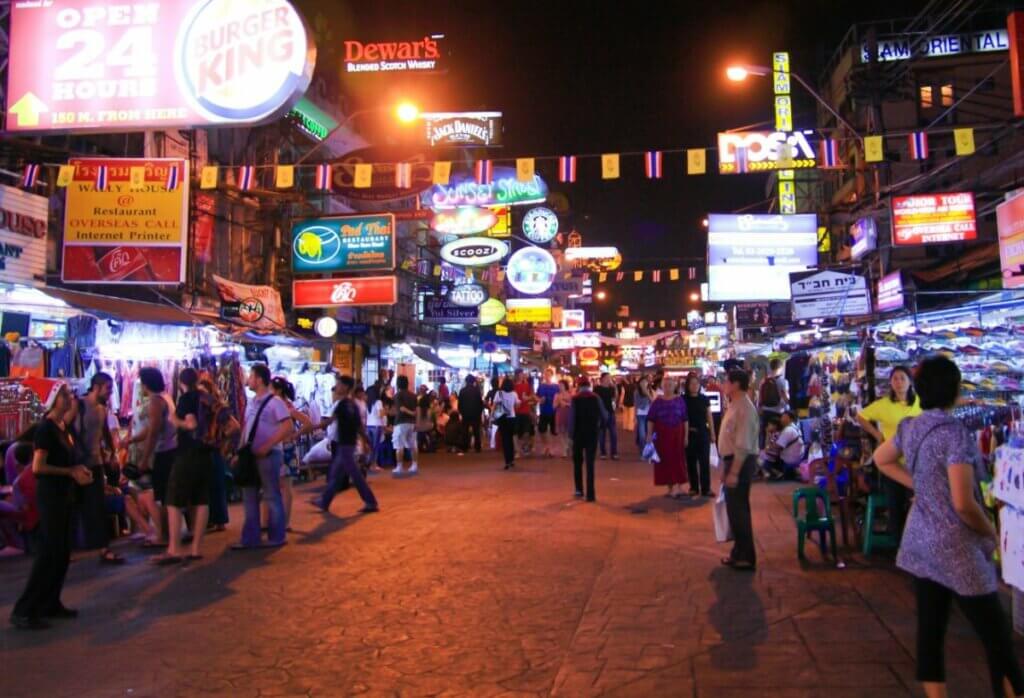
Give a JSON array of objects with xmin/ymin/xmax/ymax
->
[{"xmin": 2, "ymin": 438, "xmax": 1020, "ymax": 697}]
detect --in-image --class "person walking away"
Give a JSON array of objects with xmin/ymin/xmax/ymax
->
[
  {"xmin": 458, "ymin": 375, "xmax": 484, "ymax": 454},
  {"xmin": 513, "ymin": 371, "xmax": 537, "ymax": 458},
  {"xmin": 719, "ymin": 369, "xmax": 760, "ymax": 571},
  {"xmin": 154, "ymin": 367, "xmax": 214, "ymax": 565},
  {"xmin": 635, "ymin": 375, "xmax": 653, "ymax": 448},
  {"xmin": 569, "ymin": 379, "xmax": 607, "ymax": 501},
  {"xmin": 11, "ymin": 384, "xmax": 93, "ymax": 629},
  {"xmin": 857, "ymin": 366, "xmax": 921, "ymax": 539},
  {"xmin": 130, "ymin": 368, "xmax": 177, "ymax": 548},
  {"xmin": 73, "ymin": 373, "xmax": 124, "ymax": 565},
  {"xmin": 315, "ymin": 375, "xmax": 378, "ymax": 514},
  {"xmin": 646, "ymin": 378, "xmax": 689, "ymax": 498},
  {"xmin": 683, "ymin": 373, "xmax": 716, "ymax": 497},
  {"xmin": 874, "ymin": 356, "xmax": 1023, "ymax": 698},
  {"xmin": 392, "ymin": 375, "xmax": 419, "ymax": 476},
  {"xmin": 197, "ymin": 379, "xmax": 238, "ymax": 533},
  {"xmin": 757, "ymin": 358, "xmax": 789, "ymax": 448},
  {"xmin": 234, "ymin": 364, "xmax": 293, "ymax": 549},
  {"xmin": 492, "ymin": 378, "xmax": 519, "ymax": 469},
  {"xmin": 554, "ymin": 380, "xmax": 573, "ymax": 458},
  {"xmin": 760, "ymin": 410, "xmax": 803, "ymax": 481},
  {"xmin": 621, "ymin": 377, "xmax": 636, "ymax": 433},
  {"xmin": 594, "ymin": 373, "xmax": 618, "ymax": 460},
  {"xmin": 485, "ymin": 376, "xmax": 501, "ymax": 451},
  {"xmin": 536, "ymin": 368, "xmax": 560, "ymax": 458},
  {"xmin": 269, "ymin": 378, "xmax": 312, "ymax": 531}
]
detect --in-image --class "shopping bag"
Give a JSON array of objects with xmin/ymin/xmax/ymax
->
[
  {"xmin": 709, "ymin": 443, "xmax": 720, "ymax": 469},
  {"xmin": 712, "ymin": 488, "xmax": 732, "ymax": 543},
  {"xmin": 489, "ymin": 424, "xmax": 498, "ymax": 449},
  {"xmin": 641, "ymin": 442, "xmax": 660, "ymax": 463}
]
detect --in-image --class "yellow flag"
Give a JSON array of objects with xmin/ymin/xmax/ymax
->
[
  {"xmin": 596, "ymin": 322, "xmax": 602, "ymax": 330},
  {"xmin": 433, "ymin": 161, "xmax": 451, "ymax": 185},
  {"xmin": 601, "ymin": 153, "xmax": 620, "ymax": 179},
  {"xmin": 687, "ymin": 149, "xmax": 706, "ymax": 175},
  {"xmin": 633, "ymin": 270, "xmax": 643, "ymax": 282},
  {"xmin": 354, "ymin": 164, "xmax": 373, "ymax": 189},
  {"xmin": 864, "ymin": 135, "xmax": 884, "ymax": 163},
  {"xmin": 598, "ymin": 272, "xmax": 608, "ymax": 283},
  {"xmin": 129, "ymin": 167, "xmax": 146, "ymax": 190},
  {"xmin": 275, "ymin": 165, "xmax": 294, "ymax": 188},
  {"xmin": 516, "ymin": 158, "xmax": 535, "ymax": 182},
  {"xmin": 432, "ymin": 264, "xmax": 442, "ymax": 277},
  {"xmin": 56, "ymin": 165, "xmax": 75, "ymax": 187},
  {"xmin": 200, "ymin": 166, "xmax": 218, "ymax": 189},
  {"xmin": 660, "ymin": 320, "xmax": 667, "ymax": 328},
  {"xmin": 954, "ymin": 128, "xmax": 975, "ymax": 156},
  {"xmin": 669, "ymin": 268, "xmax": 680, "ymax": 281}
]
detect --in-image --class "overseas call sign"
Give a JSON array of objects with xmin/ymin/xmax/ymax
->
[{"xmin": 6, "ymin": 0, "xmax": 316, "ymax": 133}]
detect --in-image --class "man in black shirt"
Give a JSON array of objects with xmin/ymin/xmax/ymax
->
[
  {"xmin": 315, "ymin": 375, "xmax": 378, "ymax": 514},
  {"xmin": 593, "ymin": 373, "xmax": 618, "ymax": 460},
  {"xmin": 569, "ymin": 379, "xmax": 609, "ymax": 502},
  {"xmin": 458, "ymin": 375, "xmax": 485, "ymax": 453}
]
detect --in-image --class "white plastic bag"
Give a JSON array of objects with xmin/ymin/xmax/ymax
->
[
  {"xmin": 642, "ymin": 442, "xmax": 660, "ymax": 463},
  {"xmin": 709, "ymin": 443, "xmax": 720, "ymax": 469},
  {"xmin": 303, "ymin": 437, "xmax": 332, "ymax": 465},
  {"xmin": 712, "ymin": 488, "xmax": 732, "ymax": 543},
  {"xmin": 489, "ymin": 424, "xmax": 498, "ymax": 449}
]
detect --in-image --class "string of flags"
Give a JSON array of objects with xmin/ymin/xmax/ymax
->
[
  {"xmin": 588, "ymin": 318, "xmax": 692, "ymax": 330},
  {"xmin": 590, "ymin": 267, "xmax": 699, "ymax": 283},
  {"xmin": 15, "ymin": 126, "xmax": 981, "ymax": 192}
]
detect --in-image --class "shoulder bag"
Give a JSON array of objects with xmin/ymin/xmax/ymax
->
[{"xmin": 233, "ymin": 396, "xmax": 272, "ymax": 488}]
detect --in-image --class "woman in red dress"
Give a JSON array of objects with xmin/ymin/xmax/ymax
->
[{"xmin": 645, "ymin": 378, "xmax": 690, "ymax": 498}]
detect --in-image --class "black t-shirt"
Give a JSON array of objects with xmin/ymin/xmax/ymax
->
[
  {"xmin": 395, "ymin": 390, "xmax": 417, "ymax": 425},
  {"xmin": 623, "ymin": 383, "xmax": 636, "ymax": 407},
  {"xmin": 683, "ymin": 393, "xmax": 711, "ymax": 437},
  {"xmin": 176, "ymin": 390, "xmax": 201, "ymax": 450},
  {"xmin": 34, "ymin": 417, "xmax": 73, "ymax": 478},
  {"xmin": 593, "ymin": 385, "xmax": 615, "ymax": 414},
  {"xmin": 334, "ymin": 398, "xmax": 362, "ymax": 446}
]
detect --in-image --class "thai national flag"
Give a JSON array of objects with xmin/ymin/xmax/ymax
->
[
  {"xmin": 688, "ymin": 266, "xmax": 697, "ymax": 280},
  {"xmin": 615, "ymin": 272, "xmax": 625, "ymax": 282},
  {"xmin": 395, "ymin": 162, "xmax": 412, "ymax": 189},
  {"xmin": 315, "ymin": 163, "xmax": 331, "ymax": 190},
  {"xmin": 95, "ymin": 165, "xmax": 108, "ymax": 191},
  {"xmin": 165, "ymin": 165, "xmax": 179, "ymax": 190},
  {"xmin": 21, "ymin": 164, "xmax": 38, "ymax": 188},
  {"xmin": 558, "ymin": 155, "xmax": 577, "ymax": 183},
  {"xmin": 644, "ymin": 151, "xmax": 663, "ymax": 179},
  {"xmin": 652, "ymin": 269, "xmax": 662, "ymax": 282},
  {"xmin": 909, "ymin": 131, "xmax": 929, "ymax": 160},
  {"xmin": 474, "ymin": 160, "xmax": 493, "ymax": 185},
  {"xmin": 238, "ymin": 165, "xmax": 254, "ymax": 191},
  {"xmin": 819, "ymin": 139, "xmax": 840, "ymax": 169}
]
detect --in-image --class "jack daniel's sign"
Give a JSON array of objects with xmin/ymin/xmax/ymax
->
[{"xmin": 422, "ymin": 112, "xmax": 502, "ymax": 147}]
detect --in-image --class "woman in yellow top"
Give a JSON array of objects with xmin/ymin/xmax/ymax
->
[{"xmin": 857, "ymin": 366, "xmax": 921, "ymax": 539}]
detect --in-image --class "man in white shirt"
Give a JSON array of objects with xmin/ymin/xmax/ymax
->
[{"xmin": 718, "ymin": 369, "xmax": 760, "ymax": 571}]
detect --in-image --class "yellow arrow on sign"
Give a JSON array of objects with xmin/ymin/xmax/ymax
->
[{"xmin": 8, "ymin": 92, "xmax": 48, "ymax": 127}]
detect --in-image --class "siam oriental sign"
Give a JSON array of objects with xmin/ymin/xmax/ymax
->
[
  {"xmin": 292, "ymin": 276, "xmax": 398, "ymax": 308},
  {"xmin": 6, "ymin": 0, "xmax": 316, "ymax": 133},
  {"xmin": 892, "ymin": 193, "xmax": 977, "ymax": 246},
  {"xmin": 291, "ymin": 215, "xmax": 395, "ymax": 273},
  {"xmin": 423, "ymin": 166, "xmax": 548, "ymax": 210},
  {"xmin": 861, "ymin": 29, "xmax": 1008, "ymax": 63},
  {"xmin": 718, "ymin": 130, "xmax": 816, "ymax": 174},
  {"xmin": 422, "ymin": 111, "xmax": 501, "ymax": 147},
  {"xmin": 440, "ymin": 236, "xmax": 509, "ymax": 267},
  {"xmin": 343, "ymin": 34, "xmax": 444, "ymax": 74},
  {"xmin": 430, "ymin": 207, "xmax": 498, "ymax": 236}
]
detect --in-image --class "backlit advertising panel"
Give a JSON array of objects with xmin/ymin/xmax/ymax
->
[
  {"xmin": 876, "ymin": 272, "xmax": 905, "ymax": 312},
  {"xmin": 891, "ymin": 193, "xmax": 977, "ymax": 246},
  {"xmin": 422, "ymin": 111, "xmax": 501, "ymax": 147},
  {"xmin": 997, "ymin": 193, "xmax": 1024, "ymax": 288},
  {"xmin": 506, "ymin": 298, "xmax": 552, "ymax": 324},
  {"xmin": 292, "ymin": 277, "xmax": 398, "ymax": 308},
  {"xmin": 6, "ymin": 0, "xmax": 316, "ymax": 133},
  {"xmin": 717, "ymin": 130, "xmax": 816, "ymax": 174},
  {"xmin": 291, "ymin": 215, "xmax": 395, "ymax": 273},
  {"xmin": 343, "ymin": 35, "xmax": 445, "ymax": 74},
  {"xmin": 423, "ymin": 166, "xmax": 547, "ymax": 209},
  {"xmin": 707, "ymin": 213, "xmax": 818, "ymax": 301}
]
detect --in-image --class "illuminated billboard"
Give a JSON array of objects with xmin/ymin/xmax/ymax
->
[
  {"xmin": 6, "ymin": 0, "xmax": 316, "ymax": 133},
  {"xmin": 343, "ymin": 35, "xmax": 444, "ymax": 74},
  {"xmin": 564, "ymin": 246, "xmax": 622, "ymax": 272},
  {"xmin": 892, "ymin": 193, "xmax": 977, "ymax": 246},
  {"xmin": 423, "ymin": 166, "xmax": 548, "ymax": 209},
  {"xmin": 422, "ymin": 111, "xmax": 501, "ymax": 147},
  {"xmin": 707, "ymin": 213, "xmax": 818, "ymax": 301},
  {"xmin": 717, "ymin": 130, "xmax": 816, "ymax": 174}
]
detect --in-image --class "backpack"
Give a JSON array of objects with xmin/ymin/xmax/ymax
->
[
  {"xmin": 194, "ymin": 393, "xmax": 223, "ymax": 449},
  {"xmin": 759, "ymin": 376, "xmax": 782, "ymax": 408}
]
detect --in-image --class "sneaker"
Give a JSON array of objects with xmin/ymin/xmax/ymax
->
[
  {"xmin": 393, "ymin": 465, "xmax": 404, "ymax": 476},
  {"xmin": 574, "ymin": 491, "xmax": 584, "ymax": 498},
  {"xmin": 408, "ymin": 462, "xmax": 419, "ymax": 474}
]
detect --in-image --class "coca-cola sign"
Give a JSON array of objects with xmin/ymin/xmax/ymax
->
[{"xmin": 292, "ymin": 276, "xmax": 398, "ymax": 308}]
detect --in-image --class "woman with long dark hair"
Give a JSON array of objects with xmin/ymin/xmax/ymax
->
[
  {"xmin": 683, "ymin": 373, "xmax": 716, "ymax": 497},
  {"xmin": 11, "ymin": 384, "xmax": 94, "ymax": 630}
]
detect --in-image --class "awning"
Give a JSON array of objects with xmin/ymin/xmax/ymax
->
[
  {"xmin": 42, "ymin": 287, "xmax": 200, "ymax": 325},
  {"xmin": 409, "ymin": 344, "xmax": 455, "ymax": 369}
]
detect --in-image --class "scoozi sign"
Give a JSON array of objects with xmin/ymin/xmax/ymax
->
[
  {"xmin": 440, "ymin": 237, "xmax": 509, "ymax": 266},
  {"xmin": 717, "ymin": 130, "xmax": 817, "ymax": 173},
  {"xmin": 292, "ymin": 215, "xmax": 395, "ymax": 273},
  {"xmin": 5, "ymin": 0, "xmax": 316, "ymax": 133},
  {"xmin": 292, "ymin": 276, "xmax": 398, "ymax": 308},
  {"xmin": 424, "ymin": 166, "xmax": 548, "ymax": 209},
  {"xmin": 344, "ymin": 35, "xmax": 444, "ymax": 74}
]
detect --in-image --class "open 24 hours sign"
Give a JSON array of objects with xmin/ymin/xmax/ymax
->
[
  {"xmin": 292, "ymin": 214, "xmax": 395, "ymax": 273},
  {"xmin": 5, "ymin": 0, "xmax": 315, "ymax": 133}
]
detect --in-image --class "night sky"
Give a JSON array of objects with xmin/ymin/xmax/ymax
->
[{"xmin": 300, "ymin": 0, "xmax": 925, "ymax": 325}]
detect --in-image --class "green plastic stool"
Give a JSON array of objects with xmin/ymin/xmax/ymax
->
[
  {"xmin": 861, "ymin": 492, "xmax": 899, "ymax": 556},
  {"xmin": 793, "ymin": 487, "xmax": 838, "ymax": 562}
]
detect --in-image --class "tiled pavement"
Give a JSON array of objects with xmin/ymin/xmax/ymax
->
[{"xmin": 1, "ymin": 436, "xmax": 1019, "ymax": 697}]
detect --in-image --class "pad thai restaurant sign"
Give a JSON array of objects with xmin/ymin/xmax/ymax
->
[
  {"xmin": 0, "ymin": 185, "xmax": 48, "ymax": 286},
  {"xmin": 6, "ymin": 0, "xmax": 316, "ymax": 133}
]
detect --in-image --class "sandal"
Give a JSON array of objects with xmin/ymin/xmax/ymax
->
[{"xmin": 100, "ymin": 551, "xmax": 125, "ymax": 565}]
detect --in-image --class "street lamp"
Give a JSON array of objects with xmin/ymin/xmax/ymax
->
[
  {"xmin": 689, "ymin": 292, "xmax": 700, "ymax": 302},
  {"xmin": 596, "ymin": 290, "xmax": 608, "ymax": 301},
  {"xmin": 297, "ymin": 100, "xmax": 421, "ymax": 165},
  {"xmin": 725, "ymin": 63, "xmax": 860, "ymax": 141}
]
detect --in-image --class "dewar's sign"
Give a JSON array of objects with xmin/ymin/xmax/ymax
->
[{"xmin": 343, "ymin": 35, "xmax": 444, "ymax": 73}]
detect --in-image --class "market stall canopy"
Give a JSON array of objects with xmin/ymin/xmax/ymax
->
[
  {"xmin": 42, "ymin": 288, "xmax": 199, "ymax": 325},
  {"xmin": 409, "ymin": 345, "xmax": 455, "ymax": 369}
]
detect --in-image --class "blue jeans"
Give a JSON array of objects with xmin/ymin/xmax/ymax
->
[
  {"xmin": 241, "ymin": 451, "xmax": 285, "ymax": 547},
  {"xmin": 600, "ymin": 420, "xmax": 617, "ymax": 457},
  {"xmin": 318, "ymin": 445, "xmax": 378, "ymax": 511},
  {"xmin": 366, "ymin": 427, "xmax": 383, "ymax": 465},
  {"xmin": 635, "ymin": 414, "xmax": 649, "ymax": 446}
]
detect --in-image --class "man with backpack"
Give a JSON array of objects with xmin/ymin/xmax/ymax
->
[{"xmin": 757, "ymin": 358, "xmax": 790, "ymax": 449}]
